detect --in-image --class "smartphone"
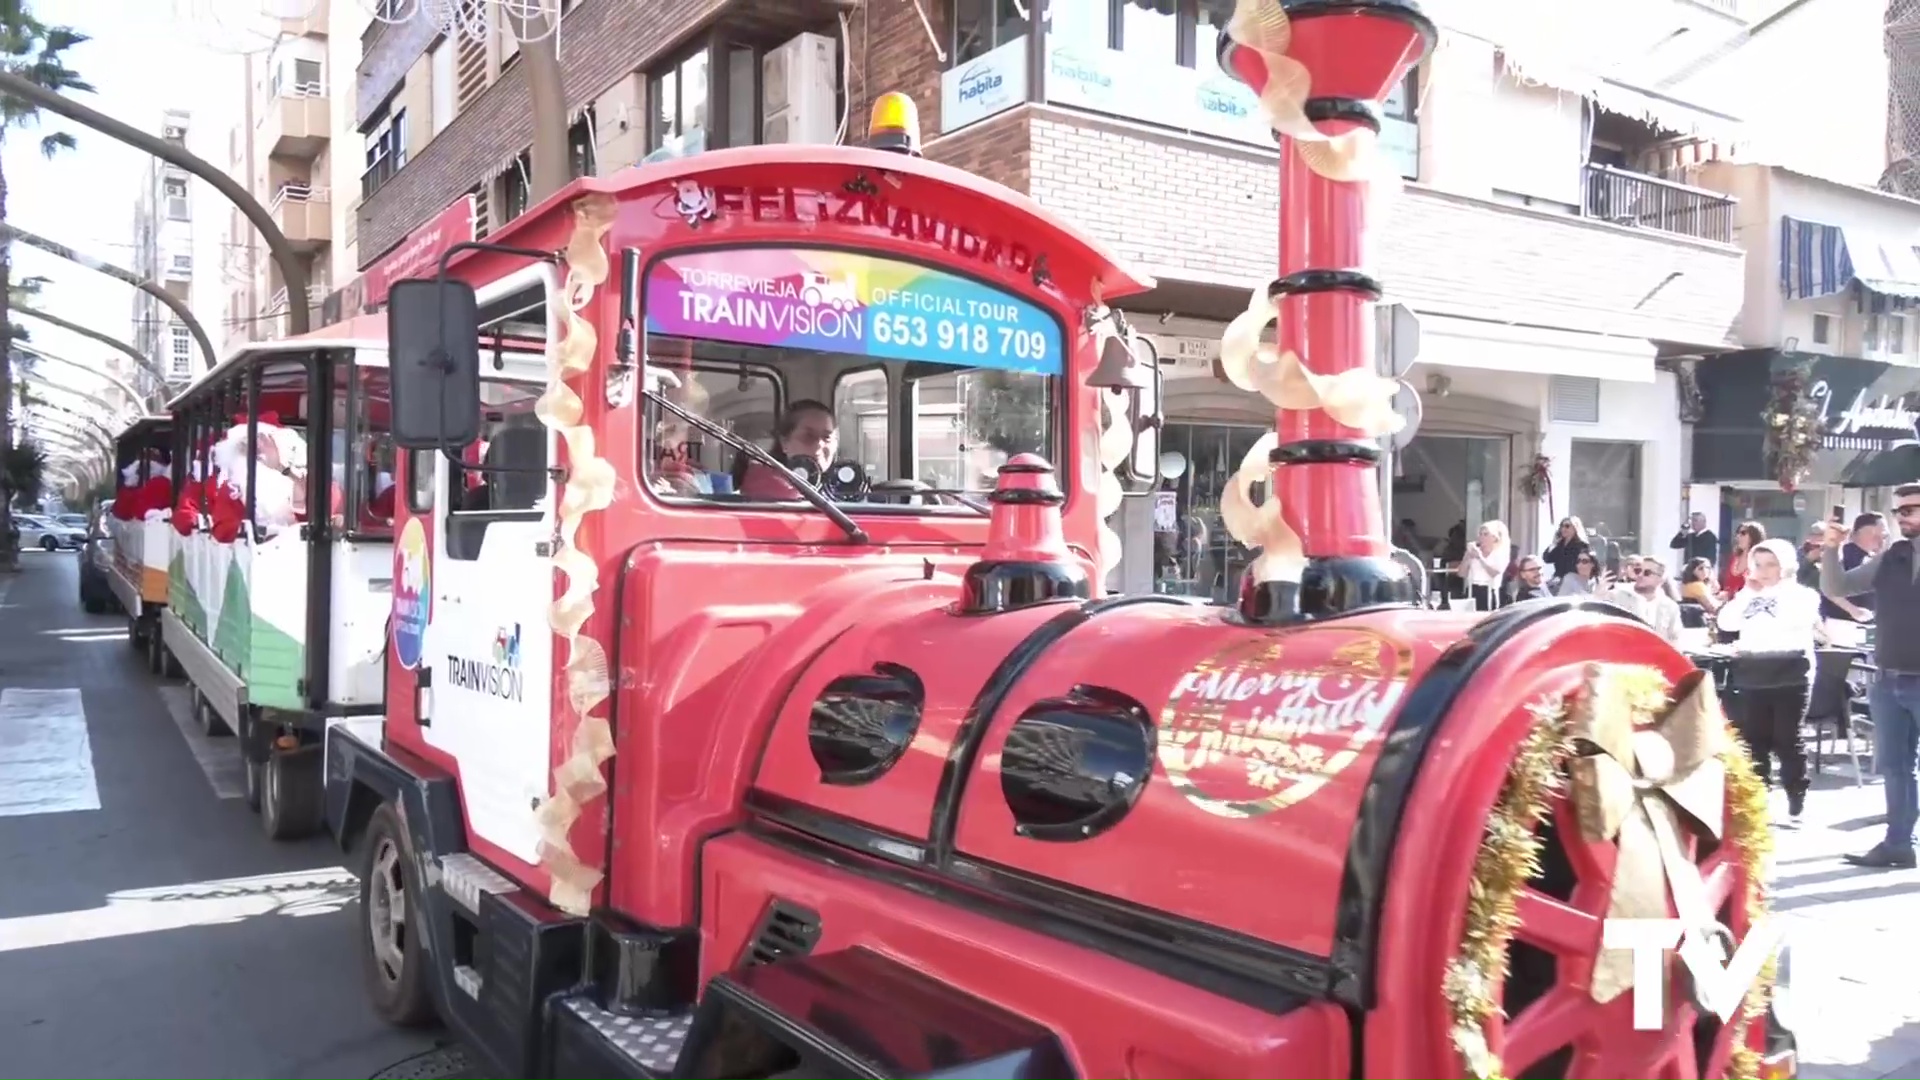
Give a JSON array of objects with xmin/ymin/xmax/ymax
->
[{"xmin": 1832, "ymin": 505, "xmax": 1845, "ymax": 522}]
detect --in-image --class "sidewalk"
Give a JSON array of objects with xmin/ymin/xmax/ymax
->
[{"xmin": 1771, "ymin": 762, "xmax": 1920, "ymax": 1079}]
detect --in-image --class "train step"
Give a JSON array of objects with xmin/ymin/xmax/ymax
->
[{"xmin": 552, "ymin": 945, "xmax": 1072, "ymax": 1079}]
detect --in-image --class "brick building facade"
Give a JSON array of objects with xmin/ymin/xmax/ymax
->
[{"xmin": 347, "ymin": 0, "xmax": 1762, "ymax": 597}]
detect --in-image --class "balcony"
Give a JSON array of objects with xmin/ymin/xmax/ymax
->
[
  {"xmin": 271, "ymin": 183, "xmax": 332, "ymax": 251},
  {"xmin": 1582, "ymin": 164, "xmax": 1737, "ymax": 244},
  {"xmin": 280, "ymin": 3, "xmax": 327, "ymax": 38},
  {"xmin": 260, "ymin": 83, "xmax": 329, "ymax": 160}
]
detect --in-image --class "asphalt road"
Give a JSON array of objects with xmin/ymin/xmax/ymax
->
[{"xmin": 0, "ymin": 554, "xmax": 467, "ymax": 1080}]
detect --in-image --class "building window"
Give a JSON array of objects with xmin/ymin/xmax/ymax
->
[
  {"xmin": 294, "ymin": 58, "xmax": 322, "ymax": 91},
  {"xmin": 169, "ymin": 325, "xmax": 193, "ymax": 377},
  {"xmin": 1569, "ymin": 440, "xmax": 1643, "ymax": 562},
  {"xmin": 502, "ymin": 150, "xmax": 532, "ymax": 223},
  {"xmin": 1108, "ymin": 0, "xmax": 1178, "ymax": 63},
  {"xmin": 649, "ymin": 45, "xmax": 710, "ymax": 154},
  {"xmin": 727, "ymin": 46, "xmax": 759, "ymax": 149},
  {"xmin": 568, "ymin": 107, "xmax": 596, "ymax": 179},
  {"xmin": 954, "ymin": 0, "xmax": 1030, "ymax": 64},
  {"xmin": 362, "ymin": 107, "xmax": 408, "ymax": 200},
  {"xmin": 1812, "ymin": 312, "xmax": 1833, "ymax": 345},
  {"xmin": 164, "ymin": 178, "xmax": 189, "ymax": 220},
  {"xmin": 170, "ymin": 254, "xmax": 193, "ymax": 273},
  {"xmin": 430, "ymin": 40, "xmax": 455, "ymax": 134},
  {"xmin": 1892, "ymin": 313, "xmax": 1908, "ymax": 354}
]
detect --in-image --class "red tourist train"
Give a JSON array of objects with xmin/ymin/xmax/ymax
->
[{"xmin": 324, "ymin": 1, "xmax": 1798, "ymax": 1076}]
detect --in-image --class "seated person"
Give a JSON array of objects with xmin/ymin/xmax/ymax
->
[
  {"xmin": 460, "ymin": 422, "xmax": 546, "ymax": 513},
  {"xmin": 731, "ymin": 399, "xmax": 837, "ymax": 501}
]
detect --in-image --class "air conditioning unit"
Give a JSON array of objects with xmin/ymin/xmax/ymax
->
[
  {"xmin": 762, "ymin": 32, "xmax": 838, "ymax": 146},
  {"xmin": 164, "ymin": 125, "xmax": 187, "ymax": 140}
]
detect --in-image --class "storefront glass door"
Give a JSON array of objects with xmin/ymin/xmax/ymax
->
[
  {"xmin": 1391, "ymin": 434, "xmax": 1510, "ymax": 568},
  {"xmin": 1153, "ymin": 422, "xmax": 1268, "ymax": 604}
]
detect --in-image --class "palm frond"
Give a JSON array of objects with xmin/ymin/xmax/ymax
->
[{"xmin": 36, "ymin": 128, "xmax": 72, "ymax": 157}]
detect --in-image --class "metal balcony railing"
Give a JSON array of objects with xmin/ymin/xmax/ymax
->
[
  {"xmin": 1581, "ymin": 163, "xmax": 1736, "ymax": 244},
  {"xmin": 268, "ymin": 283, "xmax": 330, "ymax": 315},
  {"xmin": 277, "ymin": 80, "xmax": 326, "ymax": 99},
  {"xmin": 271, "ymin": 182, "xmax": 328, "ymax": 210}
]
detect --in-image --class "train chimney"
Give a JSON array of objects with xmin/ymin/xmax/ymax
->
[
  {"xmin": 959, "ymin": 455, "xmax": 1090, "ymax": 615},
  {"xmin": 1218, "ymin": 0, "xmax": 1434, "ymax": 624}
]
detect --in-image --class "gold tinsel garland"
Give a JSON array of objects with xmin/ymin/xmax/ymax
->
[{"xmin": 1444, "ymin": 674, "xmax": 1777, "ymax": 1080}]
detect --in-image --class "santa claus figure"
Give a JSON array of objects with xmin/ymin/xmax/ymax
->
[
  {"xmin": 138, "ymin": 453, "xmax": 173, "ymax": 524},
  {"xmin": 207, "ymin": 412, "xmax": 334, "ymax": 541},
  {"xmin": 173, "ymin": 437, "xmax": 212, "ymax": 537}
]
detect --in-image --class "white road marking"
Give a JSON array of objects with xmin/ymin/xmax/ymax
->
[
  {"xmin": 0, "ymin": 688, "xmax": 101, "ymax": 818},
  {"xmin": 0, "ymin": 868, "xmax": 357, "ymax": 954},
  {"xmin": 159, "ymin": 684, "xmax": 247, "ymax": 799}
]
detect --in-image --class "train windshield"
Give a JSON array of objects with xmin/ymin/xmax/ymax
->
[{"xmin": 639, "ymin": 247, "xmax": 1063, "ymax": 509}]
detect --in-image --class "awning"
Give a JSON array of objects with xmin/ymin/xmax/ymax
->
[
  {"xmin": 1839, "ymin": 441, "xmax": 1920, "ymax": 488},
  {"xmin": 1498, "ymin": 52, "xmax": 1743, "ymax": 144},
  {"xmin": 1412, "ymin": 315, "xmax": 1657, "ymax": 383},
  {"xmin": 1780, "ymin": 216, "xmax": 1920, "ymax": 304}
]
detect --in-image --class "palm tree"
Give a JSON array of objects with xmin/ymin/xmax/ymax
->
[{"xmin": 0, "ymin": 1, "xmax": 88, "ymax": 567}]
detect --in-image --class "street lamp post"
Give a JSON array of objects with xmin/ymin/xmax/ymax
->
[
  {"xmin": 17, "ymin": 307, "xmax": 172, "ymax": 400},
  {"xmin": 0, "ymin": 70, "xmax": 310, "ymax": 335},
  {"xmin": 0, "ymin": 223, "xmax": 218, "ymax": 376}
]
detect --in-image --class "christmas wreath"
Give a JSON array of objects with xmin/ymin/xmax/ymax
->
[
  {"xmin": 1763, "ymin": 360, "xmax": 1822, "ymax": 492},
  {"xmin": 1518, "ymin": 454, "xmax": 1552, "ymax": 503}
]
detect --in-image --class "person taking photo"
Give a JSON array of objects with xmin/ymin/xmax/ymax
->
[{"xmin": 1820, "ymin": 485, "xmax": 1920, "ymax": 870}]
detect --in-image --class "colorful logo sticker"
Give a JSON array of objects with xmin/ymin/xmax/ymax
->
[
  {"xmin": 392, "ymin": 518, "xmax": 430, "ymax": 670},
  {"xmin": 1156, "ymin": 631, "xmax": 1413, "ymax": 819},
  {"xmin": 643, "ymin": 248, "xmax": 1063, "ymax": 375}
]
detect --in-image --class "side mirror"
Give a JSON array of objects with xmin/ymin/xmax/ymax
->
[
  {"xmin": 1115, "ymin": 334, "xmax": 1162, "ymax": 495},
  {"xmin": 388, "ymin": 278, "xmax": 483, "ymax": 451}
]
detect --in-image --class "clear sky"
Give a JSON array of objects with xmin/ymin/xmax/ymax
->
[{"xmin": 6, "ymin": 0, "xmax": 276, "ymax": 464}]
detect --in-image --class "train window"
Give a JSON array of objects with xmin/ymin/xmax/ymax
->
[
  {"xmin": 406, "ymin": 449, "xmax": 435, "ymax": 514},
  {"xmin": 832, "ymin": 368, "xmax": 889, "ymax": 482},
  {"xmin": 346, "ymin": 365, "xmax": 397, "ymax": 536},
  {"xmin": 442, "ymin": 380, "xmax": 549, "ymax": 560},
  {"xmin": 910, "ymin": 368, "xmax": 1050, "ymax": 491},
  {"xmin": 642, "ymin": 341, "xmax": 781, "ymax": 498}
]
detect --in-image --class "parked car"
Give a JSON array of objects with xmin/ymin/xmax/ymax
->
[
  {"xmin": 56, "ymin": 513, "xmax": 88, "ymax": 530},
  {"xmin": 77, "ymin": 505, "xmax": 117, "ymax": 615},
  {"xmin": 16, "ymin": 512, "xmax": 86, "ymax": 551}
]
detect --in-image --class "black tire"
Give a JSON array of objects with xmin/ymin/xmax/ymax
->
[
  {"xmin": 359, "ymin": 803, "xmax": 436, "ymax": 1028},
  {"xmin": 128, "ymin": 614, "xmax": 145, "ymax": 650},
  {"xmin": 39, "ymin": 536, "xmax": 57, "ymax": 552},
  {"xmin": 239, "ymin": 711, "xmax": 262, "ymax": 812},
  {"xmin": 195, "ymin": 692, "xmax": 232, "ymax": 738},
  {"xmin": 146, "ymin": 627, "xmax": 167, "ymax": 675},
  {"xmin": 82, "ymin": 594, "xmax": 106, "ymax": 615},
  {"xmin": 260, "ymin": 748, "xmax": 323, "ymax": 841}
]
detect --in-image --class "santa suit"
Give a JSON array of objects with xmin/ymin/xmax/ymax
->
[{"xmin": 173, "ymin": 458, "xmax": 205, "ymax": 537}]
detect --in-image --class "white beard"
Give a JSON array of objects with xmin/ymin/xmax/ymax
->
[{"xmin": 252, "ymin": 465, "xmax": 299, "ymax": 535}]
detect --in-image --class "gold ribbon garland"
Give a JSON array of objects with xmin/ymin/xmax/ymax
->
[
  {"xmin": 531, "ymin": 192, "xmax": 620, "ymax": 916},
  {"xmin": 1443, "ymin": 667, "xmax": 1777, "ymax": 1080},
  {"xmin": 1566, "ymin": 665, "xmax": 1728, "ymax": 1004},
  {"xmin": 1088, "ymin": 300, "xmax": 1131, "ymax": 579}
]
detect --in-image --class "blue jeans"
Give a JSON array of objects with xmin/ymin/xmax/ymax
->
[{"xmin": 1871, "ymin": 672, "xmax": 1920, "ymax": 851}]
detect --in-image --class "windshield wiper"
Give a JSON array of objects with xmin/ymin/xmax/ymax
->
[{"xmin": 644, "ymin": 390, "xmax": 868, "ymax": 544}]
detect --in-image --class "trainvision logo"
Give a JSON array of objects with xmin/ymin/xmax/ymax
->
[
  {"xmin": 958, "ymin": 63, "xmax": 1004, "ymax": 103},
  {"xmin": 446, "ymin": 622, "xmax": 525, "ymax": 702}
]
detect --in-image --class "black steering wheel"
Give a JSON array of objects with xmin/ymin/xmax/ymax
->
[{"xmin": 867, "ymin": 478, "xmax": 944, "ymax": 506}]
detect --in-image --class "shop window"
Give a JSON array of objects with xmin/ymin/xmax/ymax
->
[
  {"xmin": 1812, "ymin": 312, "xmax": 1833, "ymax": 345},
  {"xmin": 1569, "ymin": 440, "xmax": 1642, "ymax": 566}
]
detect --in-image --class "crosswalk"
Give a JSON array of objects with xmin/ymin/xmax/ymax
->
[{"xmin": 0, "ymin": 688, "xmax": 101, "ymax": 818}]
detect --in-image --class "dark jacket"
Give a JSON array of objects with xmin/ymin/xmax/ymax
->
[
  {"xmin": 1669, "ymin": 527, "xmax": 1718, "ymax": 566},
  {"xmin": 1543, "ymin": 537, "xmax": 1589, "ymax": 579},
  {"xmin": 1822, "ymin": 539, "xmax": 1920, "ymax": 674}
]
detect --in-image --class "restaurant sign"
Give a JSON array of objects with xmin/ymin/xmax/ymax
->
[{"xmin": 1811, "ymin": 379, "xmax": 1920, "ymax": 451}]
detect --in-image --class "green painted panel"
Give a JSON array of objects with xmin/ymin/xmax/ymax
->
[
  {"xmin": 248, "ymin": 618, "xmax": 305, "ymax": 710},
  {"xmin": 214, "ymin": 560, "xmax": 251, "ymax": 679},
  {"xmin": 168, "ymin": 553, "xmax": 205, "ymax": 635}
]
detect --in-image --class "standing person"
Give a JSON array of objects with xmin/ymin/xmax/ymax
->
[
  {"xmin": 1456, "ymin": 520, "xmax": 1511, "ymax": 611},
  {"xmin": 1717, "ymin": 538, "xmax": 1822, "ymax": 823},
  {"xmin": 1834, "ymin": 512, "xmax": 1887, "ymax": 621},
  {"xmin": 1670, "ymin": 511, "xmax": 1719, "ymax": 567},
  {"xmin": 1543, "ymin": 517, "xmax": 1590, "ymax": 583},
  {"xmin": 1722, "ymin": 521, "xmax": 1765, "ymax": 600},
  {"xmin": 1512, "ymin": 555, "xmax": 1553, "ymax": 601},
  {"xmin": 1555, "ymin": 551, "xmax": 1607, "ymax": 596},
  {"xmin": 1605, "ymin": 555, "xmax": 1683, "ymax": 643},
  {"xmin": 1821, "ymin": 486, "xmax": 1920, "ymax": 869}
]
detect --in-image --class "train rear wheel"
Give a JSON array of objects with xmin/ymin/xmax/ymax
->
[{"xmin": 261, "ymin": 748, "xmax": 323, "ymax": 841}]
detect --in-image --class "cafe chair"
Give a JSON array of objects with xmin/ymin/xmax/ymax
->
[
  {"xmin": 1806, "ymin": 648, "xmax": 1868, "ymax": 786},
  {"xmin": 1678, "ymin": 601, "xmax": 1708, "ymax": 629}
]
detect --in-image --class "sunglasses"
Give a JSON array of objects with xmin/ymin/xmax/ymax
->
[
  {"xmin": 1638, "ymin": 568, "xmax": 1662, "ymax": 577},
  {"xmin": 1577, "ymin": 556, "xmax": 1596, "ymax": 564}
]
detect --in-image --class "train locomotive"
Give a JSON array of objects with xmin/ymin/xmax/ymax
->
[{"xmin": 324, "ymin": 0, "xmax": 1796, "ymax": 1076}]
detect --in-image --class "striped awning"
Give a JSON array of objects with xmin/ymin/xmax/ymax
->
[{"xmin": 1780, "ymin": 216, "xmax": 1920, "ymax": 305}]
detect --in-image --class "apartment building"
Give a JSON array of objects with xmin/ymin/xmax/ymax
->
[
  {"xmin": 1680, "ymin": 161, "xmax": 1920, "ymax": 541},
  {"xmin": 224, "ymin": 2, "xmax": 366, "ymax": 349},
  {"xmin": 130, "ymin": 110, "xmax": 227, "ymax": 393}
]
